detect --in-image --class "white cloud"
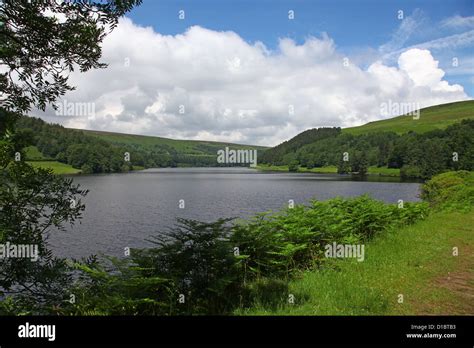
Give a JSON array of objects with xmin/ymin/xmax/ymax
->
[
  {"xmin": 383, "ymin": 30, "xmax": 474, "ymax": 62},
  {"xmin": 441, "ymin": 15, "xmax": 474, "ymax": 29},
  {"xmin": 379, "ymin": 9, "xmax": 426, "ymax": 55},
  {"xmin": 398, "ymin": 49, "xmax": 463, "ymax": 92},
  {"xmin": 33, "ymin": 18, "xmax": 470, "ymax": 146}
]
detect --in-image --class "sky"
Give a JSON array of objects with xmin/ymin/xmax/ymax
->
[{"xmin": 34, "ymin": 0, "xmax": 474, "ymax": 146}]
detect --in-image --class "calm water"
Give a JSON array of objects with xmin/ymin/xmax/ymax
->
[{"xmin": 51, "ymin": 168, "xmax": 421, "ymax": 258}]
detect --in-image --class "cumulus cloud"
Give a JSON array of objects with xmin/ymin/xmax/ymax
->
[
  {"xmin": 33, "ymin": 18, "xmax": 470, "ymax": 146},
  {"xmin": 398, "ymin": 49, "xmax": 464, "ymax": 92}
]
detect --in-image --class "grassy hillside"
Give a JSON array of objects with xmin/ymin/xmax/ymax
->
[
  {"xmin": 80, "ymin": 129, "xmax": 267, "ymax": 155},
  {"xmin": 344, "ymin": 100, "xmax": 474, "ymax": 135}
]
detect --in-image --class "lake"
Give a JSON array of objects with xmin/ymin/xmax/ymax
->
[{"xmin": 50, "ymin": 168, "xmax": 422, "ymax": 258}]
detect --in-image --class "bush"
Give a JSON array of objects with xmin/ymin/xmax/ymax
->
[
  {"xmin": 231, "ymin": 195, "xmax": 428, "ymax": 279},
  {"xmin": 66, "ymin": 218, "xmax": 243, "ymax": 315},
  {"xmin": 400, "ymin": 165, "xmax": 422, "ymax": 178},
  {"xmin": 80, "ymin": 164, "xmax": 93, "ymax": 174},
  {"xmin": 65, "ymin": 256, "xmax": 172, "ymax": 315},
  {"xmin": 421, "ymin": 170, "xmax": 474, "ymax": 211},
  {"xmin": 288, "ymin": 160, "xmax": 299, "ymax": 172}
]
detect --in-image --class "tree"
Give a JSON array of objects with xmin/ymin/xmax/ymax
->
[
  {"xmin": 288, "ymin": 160, "xmax": 299, "ymax": 172},
  {"xmin": 418, "ymin": 138, "xmax": 449, "ymax": 179},
  {"xmin": 337, "ymin": 156, "xmax": 351, "ymax": 174},
  {"xmin": 0, "ymin": 155, "xmax": 88, "ymax": 312},
  {"xmin": 350, "ymin": 151, "xmax": 368, "ymax": 176},
  {"xmin": 1, "ymin": 0, "xmax": 142, "ymax": 113},
  {"xmin": 0, "ymin": 0, "xmax": 142, "ymax": 313}
]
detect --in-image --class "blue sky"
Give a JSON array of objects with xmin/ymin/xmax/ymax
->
[
  {"xmin": 127, "ymin": 0, "xmax": 473, "ymax": 48},
  {"xmin": 127, "ymin": 0, "xmax": 473, "ymax": 95}
]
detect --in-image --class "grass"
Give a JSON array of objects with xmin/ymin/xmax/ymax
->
[
  {"xmin": 255, "ymin": 164, "xmax": 400, "ymax": 176},
  {"xmin": 24, "ymin": 146, "xmax": 50, "ymax": 161},
  {"xmin": 344, "ymin": 100, "xmax": 474, "ymax": 135},
  {"xmin": 27, "ymin": 161, "xmax": 82, "ymax": 175},
  {"xmin": 238, "ymin": 210, "xmax": 474, "ymax": 315},
  {"xmin": 24, "ymin": 146, "xmax": 82, "ymax": 175}
]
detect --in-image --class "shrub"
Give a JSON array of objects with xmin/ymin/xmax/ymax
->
[
  {"xmin": 400, "ymin": 165, "xmax": 422, "ymax": 178},
  {"xmin": 288, "ymin": 160, "xmax": 299, "ymax": 172},
  {"xmin": 421, "ymin": 170, "xmax": 474, "ymax": 211},
  {"xmin": 65, "ymin": 256, "xmax": 172, "ymax": 315},
  {"xmin": 68, "ymin": 218, "xmax": 242, "ymax": 315},
  {"xmin": 231, "ymin": 195, "xmax": 428, "ymax": 279}
]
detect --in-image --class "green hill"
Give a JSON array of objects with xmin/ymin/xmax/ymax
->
[
  {"xmin": 344, "ymin": 100, "xmax": 474, "ymax": 135},
  {"xmin": 17, "ymin": 116, "xmax": 268, "ymax": 174},
  {"xmin": 259, "ymin": 100, "xmax": 474, "ymax": 178},
  {"xmin": 79, "ymin": 129, "xmax": 267, "ymax": 156}
]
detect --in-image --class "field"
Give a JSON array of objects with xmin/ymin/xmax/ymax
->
[
  {"xmin": 344, "ymin": 100, "xmax": 474, "ymax": 135},
  {"xmin": 27, "ymin": 161, "xmax": 82, "ymax": 175},
  {"xmin": 24, "ymin": 146, "xmax": 51, "ymax": 161}
]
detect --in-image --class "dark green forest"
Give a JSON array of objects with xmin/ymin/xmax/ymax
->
[
  {"xmin": 17, "ymin": 116, "xmax": 175, "ymax": 172},
  {"xmin": 260, "ymin": 120, "xmax": 474, "ymax": 178},
  {"xmin": 16, "ymin": 116, "xmax": 264, "ymax": 173}
]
